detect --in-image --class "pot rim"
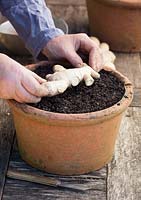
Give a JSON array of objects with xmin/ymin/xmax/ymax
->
[
  {"xmin": 94, "ymin": 0, "xmax": 141, "ymax": 8},
  {"xmin": 8, "ymin": 69, "xmax": 133, "ymax": 122}
]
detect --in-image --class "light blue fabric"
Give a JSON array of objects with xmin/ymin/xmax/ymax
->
[{"xmin": 0, "ymin": 0, "xmax": 64, "ymax": 57}]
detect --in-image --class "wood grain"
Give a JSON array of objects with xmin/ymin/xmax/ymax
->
[
  {"xmin": 3, "ymin": 147, "xmax": 107, "ymax": 199},
  {"xmin": 107, "ymin": 107, "xmax": 141, "ymax": 200},
  {"xmin": 1, "ymin": 51, "xmax": 140, "ymax": 200},
  {"xmin": 47, "ymin": 0, "xmax": 86, "ymax": 5},
  {"xmin": 131, "ymin": 88, "xmax": 141, "ymax": 107},
  {"xmin": 115, "ymin": 53, "xmax": 141, "ymax": 107},
  {"xmin": 107, "ymin": 53, "xmax": 141, "ymax": 200},
  {"xmin": 115, "ymin": 53, "xmax": 141, "ymax": 88},
  {"xmin": 0, "ymin": 100, "xmax": 15, "ymax": 199}
]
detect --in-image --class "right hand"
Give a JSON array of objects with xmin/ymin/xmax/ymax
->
[
  {"xmin": 42, "ymin": 33, "xmax": 103, "ymax": 72},
  {"xmin": 0, "ymin": 54, "xmax": 47, "ymax": 103}
]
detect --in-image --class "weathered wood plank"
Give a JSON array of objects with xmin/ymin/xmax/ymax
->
[
  {"xmin": 0, "ymin": 100, "xmax": 15, "ymax": 199},
  {"xmin": 115, "ymin": 53, "xmax": 141, "ymax": 107},
  {"xmin": 47, "ymin": 0, "xmax": 86, "ymax": 5},
  {"xmin": 3, "ymin": 179, "xmax": 106, "ymax": 200},
  {"xmin": 131, "ymin": 88, "xmax": 141, "ymax": 107},
  {"xmin": 107, "ymin": 107, "xmax": 141, "ymax": 200},
  {"xmin": 3, "ymin": 144, "xmax": 106, "ymax": 200},
  {"xmin": 115, "ymin": 53, "xmax": 141, "ymax": 88}
]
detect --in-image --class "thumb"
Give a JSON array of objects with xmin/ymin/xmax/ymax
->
[
  {"xmin": 65, "ymin": 50, "xmax": 83, "ymax": 67},
  {"xmin": 32, "ymin": 72, "xmax": 47, "ymax": 84}
]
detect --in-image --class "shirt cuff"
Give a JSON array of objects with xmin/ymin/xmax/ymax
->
[{"xmin": 26, "ymin": 27, "xmax": 64, "ymax": 58}]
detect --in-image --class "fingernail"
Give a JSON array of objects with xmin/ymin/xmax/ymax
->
[{"xmin": 77, "ymin": 63, "xmax": 85, "ymax": 68}]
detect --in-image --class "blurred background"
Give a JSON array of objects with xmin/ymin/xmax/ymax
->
[
  {"xmin": 0, "ymin": 0, "xmax": 88, "ymax": 33},
  {"xmin": 0, "ymin": 0, "xmax": 88, "ymax": 56}
]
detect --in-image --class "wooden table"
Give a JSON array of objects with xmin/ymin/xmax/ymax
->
[{"xmin": 0, "ymin": 53, "xmax": 141, "ymax": 200}]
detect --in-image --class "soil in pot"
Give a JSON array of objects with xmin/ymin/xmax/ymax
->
[{"xmin": 29, "ymin": 63, "xmax": 125, "ymax": 114}]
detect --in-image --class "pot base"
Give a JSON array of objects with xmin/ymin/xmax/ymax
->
[{"xmin": 19, "ymin": 149, "xmax": 113, "ymax": 175}]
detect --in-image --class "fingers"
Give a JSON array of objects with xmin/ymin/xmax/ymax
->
[
  {"xmin": 22, "ymin": 71, "xmax": 69, "ymax": 97},
  {"xmin": 26, "ymin": 61, "xmax": 49, "ymax": 71},
  {"xmin": 89, "ymin": 47, "xmax": 103, "ymax": 72},
  {"xmin": 32, "ymin": 72, "xmax": 46, "ymax": 84},
  {"xmin": 66, "ymin": 33, "xmax": 102, "ymax": 69},
  {"xmin": 21, "ymin": 72, "xmax": 48, "ymax": 97},
  {"xmin": 65, "ymin": 50, "xmax": 83, "ymax": 67},
  {"xmin": 79, "ymin": 34, "xmax": 99, "ymax": 51},
  {"xmin": 76, "ymin": 34, "xmax": 103, "ymax": 71},
  {"xmin": 15, "ymin": 84, "xmax": 41, "ymax": 103},
  {"xmin": 41, "ymin": 33, "xmax": 116, "ymax": 73}
]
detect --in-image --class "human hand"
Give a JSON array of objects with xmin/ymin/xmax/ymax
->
[
  {"xmin": 0, "ymin": 54, "xmax": 47, "ymax": 103},
  {"xmin": 42, "ymin": 34, "xmax": 103, "ymax": 72},
  {"xmin": 90, "ymin": 37, "xmax": 116, "ymax": 71}
]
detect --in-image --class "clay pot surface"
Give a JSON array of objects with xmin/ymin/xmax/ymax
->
[
  {"xmin": 86, "ymin": 0, "xmax": 141, "ymax": 52},
  {"xmin": 8, "ymin": 62, "xmax": 133, "ymax": 175}
]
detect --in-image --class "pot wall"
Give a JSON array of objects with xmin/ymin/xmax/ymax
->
[
  {"xmin": 86, "ymin": 0, "xmax": 141, "ymax": 52},
  {"xmin": 8, "ymin": 67, "xmax": 133, "ymax": 175},
  {"xmin": 10, "ymin": 105, "xmax": 123, "ymax": 175}
]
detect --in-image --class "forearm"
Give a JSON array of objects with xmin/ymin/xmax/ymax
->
[{"xmin": 0, "ymin": 0, "xmax": 64, "ymax": 57}]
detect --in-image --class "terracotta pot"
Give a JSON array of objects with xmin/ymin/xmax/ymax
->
[
  {"xmin": 8, "ymin": 62, "xmax": 133, "ymax": 175},
  {"xmin": 86, "ymin": 0, "xmax": 141, "ymax": 52}
]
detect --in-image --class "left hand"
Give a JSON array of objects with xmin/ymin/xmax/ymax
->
[{"xmin": 42, "ymin": 34, "xmax": 103, "ymax": 72}]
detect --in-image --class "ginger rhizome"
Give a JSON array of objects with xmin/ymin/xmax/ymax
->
[
  {"xmin": 41, "ymin": 64, "xmax": 100, "ymax": 96},
  {"xmin": 40, "ymin": 36, "xmax": 116, "ymax": 97}
]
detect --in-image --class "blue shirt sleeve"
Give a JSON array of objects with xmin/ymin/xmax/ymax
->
[{"xmin": 0, "ymin": 0, "xmax": 64, "ymax": 57}]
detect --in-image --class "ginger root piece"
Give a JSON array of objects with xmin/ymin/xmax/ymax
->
[
  {"xmin": 41, "ymin": 64, "xmax": 100, "ymax": 96},
  {"xmin": 47, "ymin": 64, "xmax": 100, "ymax": 86},
  {"xmin": 41, "ymin": 80, "xmax": 68, "ymax": 96},
  {"xmin": 90, "ymin": 36, "xmax": 100, "ymax": 46},
  {"xmin": 100, "ymin": 42, "xmax": 109, "ymax": 51}
]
